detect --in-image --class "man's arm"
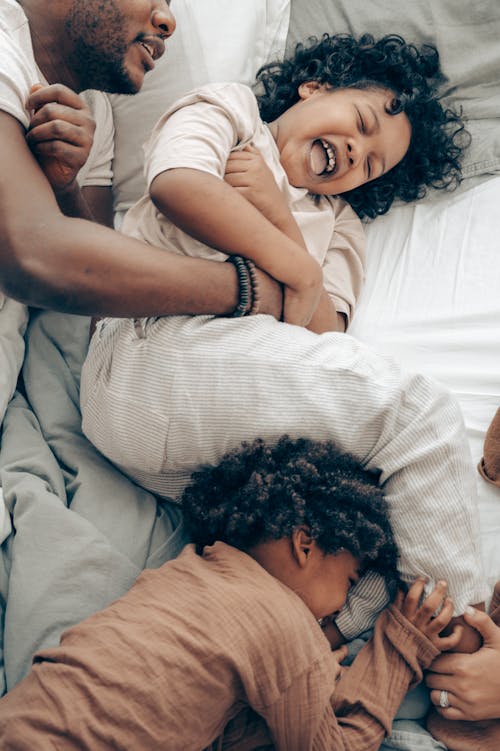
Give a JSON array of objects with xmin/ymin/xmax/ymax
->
[{"xmin": 0, "ymin": 112, "xmax": 282, "ymax": 318}]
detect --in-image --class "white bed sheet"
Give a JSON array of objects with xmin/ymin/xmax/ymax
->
[{"xmin": 350, "ymin": 177, "xmax": 500, "ymax": 594}]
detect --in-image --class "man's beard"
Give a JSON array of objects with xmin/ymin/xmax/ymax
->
[{"xmin": 65, "ymin": 2, "xmax": 138, "ymax": 94}]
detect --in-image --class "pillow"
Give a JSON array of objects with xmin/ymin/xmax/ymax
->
[
  {"xmin": 110, "ymin": 0, "xmax": 291, "ymax": 212},
  {"xmin": 286, "ymin": 0, "xmax": 500, "ymax": 181}
]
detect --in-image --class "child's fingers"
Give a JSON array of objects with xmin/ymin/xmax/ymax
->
[
  {"xmin": 224, "ymin": 159, "xmax": 253, "ymax": 176},
  {"xmin": 402, "ymin": 578, "xmax": 427, "ymax": 618},
  {"xmin": 425, "ymin": 597, "xmax": 455, "ymax": 636},
  {"xmin": 332, "ymin": 644, "xmax": 349, "ymax": 662},
  {"xmin": 413, "ymin": 581, "xmax": 448, "ymax": 627},
  {"xmin": 241, "ymin": 143, "xmax": 260, "ymax": 155},
  {"xmin": 434, "ymin": 624, "xmax": 464, "ymax": 652},
  {"xmin": 223, "ymin": 171, "xmax": 249, "ymax": 187},
  {"xmin": 393, "ymin": 589, "xmax": 405, "ymax": 610}
]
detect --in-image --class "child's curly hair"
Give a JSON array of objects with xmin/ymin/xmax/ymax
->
[
  {"xmin": 256, "ymin": 33, "xmax": 468, "ymax": 219},
  {"xmin": 181, "ymin": 435, "xmax": 398, "ymax": 582}
]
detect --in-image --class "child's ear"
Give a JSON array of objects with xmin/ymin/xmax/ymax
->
[
  {"xmin": 298, "ymin": 81, "xmax": 330, "ymax": 100},
  {"xmin": 291, "ymin": 526, "xmax": 315, "ymax": 567}
]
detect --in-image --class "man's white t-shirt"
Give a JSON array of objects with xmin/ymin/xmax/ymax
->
[{"xmin": 0, "ymin": 0, "xmax": 114, "ymax": 426}]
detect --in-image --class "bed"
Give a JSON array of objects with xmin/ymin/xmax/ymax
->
[{"xmin": 0, "ymin": 1, "xmax": 499, "ymax": 748}]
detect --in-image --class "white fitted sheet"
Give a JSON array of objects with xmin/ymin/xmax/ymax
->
[{"xmin": 350, "ymin": 177, "xmax": 500, "ymax": 593}]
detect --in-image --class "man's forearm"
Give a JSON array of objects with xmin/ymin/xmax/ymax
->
[{"xmin": 2, "ymin": 212, "xmax": 282, "ymax": 317}]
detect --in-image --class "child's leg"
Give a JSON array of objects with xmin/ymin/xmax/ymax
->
[{"xmin": 81, "ymin": 314, "xmax": 488, "ymax": 622}]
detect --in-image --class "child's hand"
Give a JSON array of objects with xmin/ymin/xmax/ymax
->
[
  {"xmin": 331, "ymin": 644, "xmax": 349, "ymax": 683},
  {"xmin": 224, "ymin": 145, "xmax": 291, "ymax": 227},
  {"xmin": 396, "ymin": 579, "xmax": 463, "ymax": 651},
  {"xmin": 26, "ymin": 83, "xmax": 96, "ymax": 196}
]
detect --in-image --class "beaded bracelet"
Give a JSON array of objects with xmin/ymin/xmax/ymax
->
[
  {"xmin": 244, "ymin": 259, "xmax": 260, "ymax": 316},
  {"xmin": 227, "ymin": 255, "xmax": 252, "ymax": 317}
]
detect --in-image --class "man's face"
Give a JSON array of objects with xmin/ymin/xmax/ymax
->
[{"xmin": 65, "ymin": 0, "xmax": 175, "ymax": 94}]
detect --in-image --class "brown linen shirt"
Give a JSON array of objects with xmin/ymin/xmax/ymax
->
[{"xmin": 0, "ymin": 542, "xmax": 439, "ymax": 750}]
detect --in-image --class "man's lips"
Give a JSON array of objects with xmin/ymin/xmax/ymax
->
[{"xmin": 136, "ymin": 36, "xmax": 165, "ymax": 67}]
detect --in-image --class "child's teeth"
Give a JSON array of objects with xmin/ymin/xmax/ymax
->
[{"xmin": 321, "ymin": 139, "xmax": 336, "ymax": 173}]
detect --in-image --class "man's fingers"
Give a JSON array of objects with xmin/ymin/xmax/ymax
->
[
  {"xmin": 26, "ymin": 120, "xmax": 92, "ymax": 149},
  {"xmin": 29, "ymin": 102, "xmax": 95, "ymax": 133},
  {"xmin": 26, "ymin": 140, "xmax": 85, "ymax": 168},
  {"xmin": 28, "ymin": 83, "xmax": 88, "ymax": 112}
]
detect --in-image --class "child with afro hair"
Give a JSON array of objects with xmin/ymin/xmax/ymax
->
[{"xmin": 0, "ymin": 436, "xmax": 463, "ymax": 751}]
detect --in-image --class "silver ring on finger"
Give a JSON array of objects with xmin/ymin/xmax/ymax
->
[{"xmin": 439, "ymin": 689, "xmax": 450, "ymax": 708}]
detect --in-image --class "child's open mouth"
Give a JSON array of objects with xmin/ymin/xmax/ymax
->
[{"xmin": 310, "ymin": 139, "xmax": 337, "ymax": 176}]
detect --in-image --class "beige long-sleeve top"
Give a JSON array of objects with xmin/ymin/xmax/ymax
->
[
  {"xmin": 0, "ymin": 543, "xmax": 438, "ymax": 750},
  {"xmin": 123, "ymin": 82, "xmax": 366, "ymax": 324}
]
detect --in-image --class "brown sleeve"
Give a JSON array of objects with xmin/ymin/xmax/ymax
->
[
  {"xmin": 330, "ymin": 606, "xmax": 440, "ymax": 750},
  {"xmin": 257, "ymin": 607, "xmax": 438, "ymax": 751},
  {"xmin": 478, "ymin": 407, "xmax": 500, "ymax": 487}
]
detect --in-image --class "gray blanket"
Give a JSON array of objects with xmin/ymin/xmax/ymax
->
[{"xmin": 0, "ymin": 311, "xmax": 187, "ymax": 691}]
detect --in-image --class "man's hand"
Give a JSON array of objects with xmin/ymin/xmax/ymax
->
[
  {"xmin": 26, "ymin": 83, "xmax": 95, "ymax": 197},
  {"xmin": 426, "ymin": 607, "xmax": 500, "ymax": 720}
]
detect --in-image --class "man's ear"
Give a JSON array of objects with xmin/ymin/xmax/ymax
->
[
  {"xmin": 291, "ymin": 526, "xmax": 315, "ymax": 568},
  {"xmin": 297, "ymin": 80, "xmax": 330, "ymax": 100}
]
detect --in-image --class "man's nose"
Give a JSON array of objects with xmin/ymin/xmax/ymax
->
[{"xmin": 152, "ymin": 2, "xmax": 176, "ymax": 39}]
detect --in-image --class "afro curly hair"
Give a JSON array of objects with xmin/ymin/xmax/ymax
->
[
  {"xmin": 181, "ymin": 435, "xmax": 398, "ymax": 582},
  {"xmin": 255, "ymin": 33, "xmax": 468, "ymax": 219}
]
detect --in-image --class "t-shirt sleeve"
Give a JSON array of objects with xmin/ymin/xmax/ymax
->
[
  {"xmin": 322, "ymin": 198, "xmax": 366, "ymax": 325},
  {"xmin": 143, "ymin": 82, "xmax": 261, "ymax": 188},
  {"xmin": 77, "ymin": 91, "xmax": 114, "ymax": 188},
  {"xmin": 0, "ymin": 27, "xmax": 38, "ymax": 129}
]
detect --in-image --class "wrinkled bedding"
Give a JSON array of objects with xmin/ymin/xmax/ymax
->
[
  {"xmin": 0, "ymin": 311, "xmax": 187, "ymax": 690},
  {"xmin": 0, "ymin": 8, "xmax": 499, "ymax": 751}
]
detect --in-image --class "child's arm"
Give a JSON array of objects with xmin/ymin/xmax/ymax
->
[
  {"xmin": 150, "ymin": 166, "xmax": 322, "ymax": 327},
  {"xmin": 259, "ymin": 580, "xmax": 458, "ymax": 751},
  {"xmin": 329, "ymin": 580, "xmax": 461, "ymax": 749},
  {"xmin": 224, "ymin": 146, "xmax": 362, "ymax": 333}
]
